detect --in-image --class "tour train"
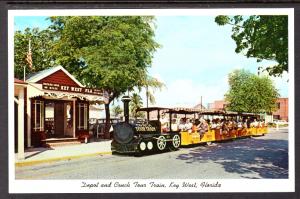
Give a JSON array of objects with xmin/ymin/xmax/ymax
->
[{"xmin": 112, "ymin": 105, "xmax": 268, "ymax": 155}]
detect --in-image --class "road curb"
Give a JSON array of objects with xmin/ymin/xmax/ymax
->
[{"xmin": 15, "ymin": 151, "xmax": 112, "ymax": 167}]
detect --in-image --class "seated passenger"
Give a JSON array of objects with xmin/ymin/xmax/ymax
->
[
  {"xmin": 237, "ymin": 120, "xmax": 243, "ymax": 128},
  {"xmin": 178, "ymin": 118, "xmax": 186, "ymax": 131},
  {"xmin": 215, "ymin": 118, "xmax": 221, "ymax": 129},
  {"xmin": 192, "ymin": 119, "xmax": 200, "ymax": 132},
  {"xmin": 199, "ymin": 118, "xmax": 208, "ymax": 136},
  {"xmin": 246, "ymin": 118, "xmax": 251, "ymax": 128},
  {"xmin": 228, "ymin": 119, "xmax": 233, "ymax": 130},
  {"xmin": 185, "ymin": 118, "xmax": 193, "ymax": 132},
  {"xmin": 160, "ymin": 114, "xmax": 169, "ymax": 132},
  {"xmin": 211, "ymin": 119, "xmax": 217, "ymax": 129},
  {"xmin": 251, "ymin": 119, "xmax": 259, "ymax": 128},
  {"xmin": 171, "ymin": 118, "xmax": 178, "ymax": 131},
  {"xmin": 221, "ymin": 119, "xmax": 229, "ymax": 135}
]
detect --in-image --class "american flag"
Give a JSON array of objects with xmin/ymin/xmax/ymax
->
[{"xmin": 25, "ymin": 39, "xmax": 32, "ymax": 69}]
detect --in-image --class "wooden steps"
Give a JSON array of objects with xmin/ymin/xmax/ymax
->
[{"xmin": 42, "ymin": 138, "xmax": 82, "ymax": 148}]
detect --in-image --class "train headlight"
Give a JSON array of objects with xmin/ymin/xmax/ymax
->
[{"xmin": 147, "ymin": 141, "xmax": 153, "ymax": 150}]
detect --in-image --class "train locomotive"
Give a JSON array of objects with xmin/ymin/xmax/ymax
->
[{"xmin": 112, "ymin": 97, "xmax": 180, "ymax": 154}]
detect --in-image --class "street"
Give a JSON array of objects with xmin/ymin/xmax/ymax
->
[{"xmin": 15, "ymin": 128, "xmax": 288, "ymax": 180}]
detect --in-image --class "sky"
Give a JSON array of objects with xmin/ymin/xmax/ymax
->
[{"xmin": 14, "ymin": 15, "xmax": 289, "ymax": 108}]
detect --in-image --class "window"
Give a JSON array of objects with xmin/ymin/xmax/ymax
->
[
  {"xmin": 78, "ymin": 103, "xmax": 88, "ymax": 130},
  {"xmin": 277, "ymin": 103, "xmax": 281, "ymax": 109},
  {"xmin": 33, "ymin": 100, "xmax": 44, "ymax": 131}
]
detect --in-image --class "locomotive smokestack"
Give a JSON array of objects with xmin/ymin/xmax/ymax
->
[{"xmin": 121, "ymin": 95, "xmax": 131, "ymax": 123}]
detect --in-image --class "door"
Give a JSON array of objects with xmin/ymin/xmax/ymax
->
[{"xmin": 54, "ymin": 102, "xmax": 65, "ymax": 137}]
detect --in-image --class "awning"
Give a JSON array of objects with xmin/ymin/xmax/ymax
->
[
  {"xmin": 27, "ymin": 83, "xmax": 109, "ymax": 104},
  {"xmin": 44, "ymin": 90, "xmax": 108, "ymax": 104}
]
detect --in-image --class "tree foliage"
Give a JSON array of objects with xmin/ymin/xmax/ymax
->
[
  {"xmin": 136, "ymin": 75, "xmax": 165, "ymax": 107},
  {"xmin": 14, "ymin": 28, "xmax": 54, "ymax": 79},
  {"xmin": 49, "ymin": 16, "xmax": 160, "ymax": 137},
  {"xmin": 129, "ymin": 93, "xmax": 145, "ymax": 119},
  {"xmin": 111, "ymin": 105, "xmax": 123, "ymax": 118},
  {"xmin": 215, "ymin": 15, "xmax": 288, "ymax": 77},
  {"xmin": 225, "ymin": 69, "xmax": 280, "ymax": 114},
  {"xmin": 49, "ymin": 16, "xmax": 159, "ymax": 97}
]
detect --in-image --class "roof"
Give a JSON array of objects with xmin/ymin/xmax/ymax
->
[
  {"xmin": 136, "ymin": 107, "xmax": 170, "ymax": 112},
  {"xmin": 14, "ymin": 78, "xmax": 27, "ymax": 84},
  {"xmin": 167, "ymin": 107, "xmax": 201, "ymax": 114},
  {"xmin": 26, "ymin": 65, "xmax": 84, "ymax": 87}
]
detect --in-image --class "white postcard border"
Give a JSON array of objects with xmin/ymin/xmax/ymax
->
[{"xmin": 8, "ymin": 8, "xmax": 295, "ymax": 193}]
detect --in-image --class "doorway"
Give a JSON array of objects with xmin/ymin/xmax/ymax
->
[{"xmin": 45, "ymin": 100, "xmax": 74, "ymax": 138}]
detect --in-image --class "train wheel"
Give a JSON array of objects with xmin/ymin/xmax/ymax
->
[
  {"xmin": 147, "ymin": 141, "xmax": 154, "ymax": 150},
  {"xmin": 139, "ymin": 141, "xmax": 147, "ymax": 151},
  {"xmin": 156, "ymin": 136, "xmax": 167, "ymax": 151},
  {"xmin": 172, "ymin": 134, "xmax": 181, "ymax": 149}
]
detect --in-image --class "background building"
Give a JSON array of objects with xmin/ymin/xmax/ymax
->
[
  {"xmin": 205, "ymin": 98, "xmax": 288, "ymax": 122},
  {"xmin": 273, "ymin": 98, "xmax": 288, "ymax": 121}
]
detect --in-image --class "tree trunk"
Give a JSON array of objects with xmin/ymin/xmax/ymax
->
[{"xmin": 104, "ymin": 103, "xmax": 111, "ymax": 139}]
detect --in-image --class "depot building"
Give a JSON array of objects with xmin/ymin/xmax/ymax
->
[{"xmin": 14, "ymin": 66, "xmax": 109, "ymax": 159}]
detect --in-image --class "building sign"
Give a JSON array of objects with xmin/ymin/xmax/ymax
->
[{"xmin": 42, "ymin": 83, "xmax": 103, "ymax": 96}]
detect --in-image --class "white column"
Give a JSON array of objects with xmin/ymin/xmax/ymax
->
[
  {"xmin": 18, "ymin": 89, "xmax": 25, "ymax": 160},
  {"xmin": 73, "ymin": 100, "xmax": 76, "ymax": 138},
  {"xmin": 27, "ymin": 96, "xmax": 31, "ymax": 147}
]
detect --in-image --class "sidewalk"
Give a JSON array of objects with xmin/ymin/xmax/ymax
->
[{"xmin": 15, "ymin": 139, "xmax": 112, "ymax": 167}]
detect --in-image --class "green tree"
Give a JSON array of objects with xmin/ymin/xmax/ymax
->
[
  {"xmin": 111, "ymin": 105, "xmax": 123, "ymax": 118},
  {"xmin": 14, "ymin": 28, "xmax": 54, "ymax": 79},
  {"xmin": 129, "ymin": 93, "xmax": 144, "ymax": 119},
  {"xmin": 215, "ymin": 15, "xmax": 288, "ymax": 77},
  {"xmin": 225, "ymin": 69, "xmax": 280, "ymax": 114},
  {"xmin": 49, "ymin": 16, "xmax": 160, "ymax": 137}
]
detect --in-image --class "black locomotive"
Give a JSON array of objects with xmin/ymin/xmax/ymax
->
[{"xmin": 112, "ymin": 99, "xmax": 181, "ymax": 154}]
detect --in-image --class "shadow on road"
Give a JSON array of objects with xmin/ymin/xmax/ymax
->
[{"xmin": 176, "ymin": 138, "xmax": 288, "ymax": 179}]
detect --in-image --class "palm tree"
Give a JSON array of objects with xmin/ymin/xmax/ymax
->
[
  {"xmin": 111, "ymin": 105, "xmax": 123, "ymax": 118},
  {"xmin": 130, "ymin": 93, "xmax": 144, "ymax": 119},
  {"xmin": 133, "ymin": 72, "xmax": 165, "ymax": 119},
  {"xmin": 138, "ymin": 74, "xmax": 165, "ymax": 104}
]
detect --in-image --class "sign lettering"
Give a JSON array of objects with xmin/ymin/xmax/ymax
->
[{"xmin": 42, "ymin": 83, "xmax": 103, "ymax": 96}]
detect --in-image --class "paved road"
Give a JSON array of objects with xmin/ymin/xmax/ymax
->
[{"xmin": 15, "ymin": 128, "xmax": 288, "ymax": 179}]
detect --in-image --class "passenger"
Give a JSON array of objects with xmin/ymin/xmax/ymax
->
[
  {"xmin": 246, "ymin": 118, "xmax": 251, "ymax": 128},
  {"xmin": 215, "ymin": 118, "xmax": 221, "ymax": 129},
  {"xmin": 178, "ymin": 118, "xmax": 186, "ymax": 131},
  {"xmin": 171, "ymin": 118, "xmax": 178, "ymax": 131},
  {"xmin": 221, "ymin": 119, "xmax": 229, "ymax": 135},
  {"xmin": 233, "ymin": 119, "xmax": 238, "ymax": 130},
  {"xmin": 192, "ymin": 119, "xmax": 200, "ymax": 133},
  {"xmin": 199, "ymin": 118, "xmax": 208, "ymax": 137},
  {"xmin": 211, "ymin": 119, "xmax": 217, "ymax": 129},
  {"xmin": 228, "ymin": 119, "xmax": 233, "ymax": 130},
  {"xmin": 237, "ymin": 119, "xmax": 243, "ymax": 129},
  {"xmin": 252, "ymin": 119, "xmax": 259, "ymax": 128},
  {"xmin": 160, "ymin": 114, "xmax": 169, "ymax": 132},
  {"xmin": 185, "ymin": 119, "xmax": 193, "ymax": 132}
]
